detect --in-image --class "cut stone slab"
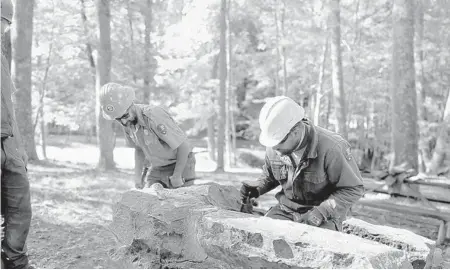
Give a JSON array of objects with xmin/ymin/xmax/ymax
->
[
  {"xmin": 343, "ymin": 217, "xmax": 435, "ymax": 264},
  {"xmin": 109, "ymin": 183, "xmax": 413, "ymax": 269},
  {"xmin": 199, "ymin": 210, "xmax": 411, "ymax": 269}
]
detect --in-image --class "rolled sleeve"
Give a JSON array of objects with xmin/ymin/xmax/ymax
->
[
  {"xmin": 319, "ymin": 142, "xmax": 364, "ymax": 220},
  {"xmin": 148, "ymin": 107, "xmax": 187, "ymax": 150}
]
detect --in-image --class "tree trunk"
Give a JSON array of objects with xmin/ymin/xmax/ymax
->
[
  {"xmin": 127, "ymin": 0, "xmax": 137, "ymax": 83},
  {"xmin": 143, "ymin": 0, "xmax": 153, "ymax": 103},
  {"xmin": 274, "ymin": 0, "xmax": 281, "ymax": 96},
  {"xmin": 207, "ymin": 116, "xmax": 216, "ymax": 161},
  {"xmin": 313, "ymin": 36, "xmax": 329, "ymax": 126},
  {"xmin": 12, "ymin": 0, "xmax": 38, "ymax": 160},
  {"xmin": 414, "ymin": 0, "xmax": 427, "ymax": 173},
  {"xmin": 80, "ymin": 0, "xmax": 96, "ymax": 84},
  {"xmin": 40, "ymin": 117, "xmax": 47, "ymax": 159},
  {"xmin": 95, "ymin": 0, "xmax": 115, "ymax": 170},
  {"xmin": 228, "ymin": 0, "xmax": 237, "ymax": 166},
  {"xmin": 225, "ymin": 0, "xmax": 234, "ymax": 167},
  {"xmin": 36, "ymin": 29, "xmax": 53, "ymax": 159},
  {"xmin": 329, "ymin": 0, "xmax": 348, "ymax": 139},
  {"xmin": 216, "ymin": 0, "xmax": 227, "ymax": 172},
  {"xmin": 325, "ymin": 89, "xmax": 332, "ymax": 129},
  {"xmin": 281, "ymin": 0, "xmax": 288, "ymax": 96},
  {"xmin": 391, "ymin": 0, "xmax": 418, "ymax": 171},
  {"xmin": 414, "ymin": 0, "xmax": 426, "ymax": 122},
  {"xmin": 427, "ymin": 91, "xmax": 450, "ymax": 174}
]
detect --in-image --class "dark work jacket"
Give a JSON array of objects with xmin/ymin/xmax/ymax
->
[
  {"xmin": 1, "ymin": 54, "xmax": 15, "ymax": 137},
  {"xmin": 256, "ymin": 119, "xmax": 365, "ymax": 226}
]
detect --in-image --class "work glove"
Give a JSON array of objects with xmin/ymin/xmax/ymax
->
[
  {"xmin": 135, "ymin": 181, "xmax": 144, "ymax": 189},
  {"xmin": 169, "ymin": 175, "xmax": 185, "ymax": 188},
  {"xmin": 240, "ymin": 181, "xmax": 260, "ymax": 203},
  {"xmin": 293, "ymin": 207, "xmax": 326, "ymax": 227}
]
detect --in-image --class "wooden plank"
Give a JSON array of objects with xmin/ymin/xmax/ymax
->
[
  {"xmin": 363, "ymin": 177, "xmax": 450, "ymax": 204},
  {"xmin": 357, "ymin": 199, "xmax": 450, "ymax": 221}
]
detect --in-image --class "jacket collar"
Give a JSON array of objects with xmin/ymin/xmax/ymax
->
[
  {"xmin": 292, "ymin": 119, "xmax": 318, "ymax": 162},
  {"xmin": 128, "ymin": 104, "xmax": 148, "ymax": 132}
]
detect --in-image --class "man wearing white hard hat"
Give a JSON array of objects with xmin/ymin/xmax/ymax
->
[
  {"xmin": 99, "ymin": 83, "xmax": 195, "ymax": 189},
  {"xmin": 240, "ymin": 96, "xmax": 364, "ymax": 231}
]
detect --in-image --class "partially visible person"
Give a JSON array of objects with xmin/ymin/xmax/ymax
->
[
  {"xmin": 1, "ymin": 0, "xmax": 34, "ymax": 268},
  {"xmin": 99, "ymin": 82, "xmax": 195, "ymax": 189},
  {"xmin": 240, "ymin": 96, "xmax": 364, "ymax": 231}
]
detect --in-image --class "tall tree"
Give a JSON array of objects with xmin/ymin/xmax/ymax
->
[
  {"xmin": 33, "ymin": 22, "xmax": 55, "ymax": 160},
  {"xmin": 313, "ymin": 36, "xmax": 328, "ymax": 126},
  {"xmin": 391, "ymin": 0, "xmax": 418, "ymax": 171},
  {"xmin": 142, "ymin": 0, "xmax": 154, "ymax": 103},
  {"xmin": 227, "ymin": 0, "xmax": 237, "ymax": 165},
  {"xmin": 414, "ymin": 0, "xmax": 426, "ymax": 122},
  {"xmin": 80, "ymin": 0, "xmax": 96, "ymax": 84},
  {"xmin": 216, "ymin": 0, "xmax": 227, "ymax": 172},
  {"xmin": 329, "ymin": 0, "xmax": 347, "ymax": 139},
  {"xmin": 280, "ymin": 0, "xmax": 288, "ymax": 96},
  {"xmin": 127, "ymin": 0, "xmax": 137, "ymax": 83},
  {"xmin": 95, "ymin": 0, "xmax": 115, "ymax": 170},
  {"xmin": 12, "ymin": 0, "xmax": 38, "ymax": 160},
  {"xmin": 274, "ymin": 1, "xmax": 281, "ymax": 95},
  {"xmin": 426, "ymin": 90, "xmax": 450, "ymax": 174}
]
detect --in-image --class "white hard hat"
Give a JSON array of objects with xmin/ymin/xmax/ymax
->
[{"xmin": 258, "ymin": 96, "xmax": 305, "ymax": 147}]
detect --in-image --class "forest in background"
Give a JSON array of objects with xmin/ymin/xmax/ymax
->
[{"xmin": 3, "ymin": 0, "xmax": 450, "ymax": 175}]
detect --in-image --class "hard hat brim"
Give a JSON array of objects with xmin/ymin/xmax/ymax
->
[{"xmin": 259, "ymin": 130, "xmax": 286, "ymax": 148}]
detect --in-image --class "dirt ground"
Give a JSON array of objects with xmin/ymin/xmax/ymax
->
[{"xmin": 19, "ymin": 135, "xmax": 447, "ymax": 268}]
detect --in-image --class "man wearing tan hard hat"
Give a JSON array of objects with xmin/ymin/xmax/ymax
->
[
  {"xmin": 1, "ymin": 0, "xmax": 34, "ymax": 268},
  {"xmin": 240, "ymin": 96, "xmax": 364, "ymax": 231},
  {"xmin": 99, "ymin": 83, "xmax": 195, "ymax": 189}
]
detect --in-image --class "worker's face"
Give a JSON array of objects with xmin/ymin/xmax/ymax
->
[
  {"xmin": 272, "ymin": 123, "xmax": 305, "ymax": 156},
  {"xmin": 115, "ymin": 105, "xmax": 137, "ymax": 128},
  {"xmin": 1, "ymin": 18, "xmax": 11, "ymax": 36}
]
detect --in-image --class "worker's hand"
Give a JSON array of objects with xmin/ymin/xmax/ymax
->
[
  {"xmin": 293, "ymin": 208, "xmax": 325, "ymax": 227},
  {"xmin": 135, "ymin": 181, "xmax": 144, "ymax": 189},
  {"xmin": 169, "ymin": 174, "xmax": 185, "ymax": 188},
  {"xmin": 240, "ymin": 181, "xmax": 260, "ymax": 203}
]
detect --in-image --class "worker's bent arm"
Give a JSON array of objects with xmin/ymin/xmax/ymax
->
[
  {"xmin": 255, "ymin": 155, "xmax": 280, "ymax": 196},
  {"xmin": 173, "ymin": 140, "xmax": 191, "ymax": 178},
  {"xmin": 318, "ymin": 143, "xmax": 365, "ymax": 221}
]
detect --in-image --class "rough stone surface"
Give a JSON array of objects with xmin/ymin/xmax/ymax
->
[
  {"xmin": 199, "ymin": 210, "xmax": 411, "ymax": 269},
  {"xmin": 343, "ymin": 218, "xmax": 435, "ymax": 263},
  {"xmin": 109, "ymin": 183, "xmax": 413, "ymax": 269},
  {"xmin": 109, "ymin": 183, "xmax": 241, "ymax": 263}
]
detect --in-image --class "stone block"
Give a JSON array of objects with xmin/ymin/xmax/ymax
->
[
  {"xmin": 109, "ymin": 183, "xmax": 412, "ymax": 269},
  {"xmin": 199, "ymin": 210, "xmax": 411, "ymax": 269},
  {"xmin": 343, "ymin": 217, "xmax": 434, "ymax": 264}
]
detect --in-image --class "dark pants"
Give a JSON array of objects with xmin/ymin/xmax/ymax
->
[
  {"xmin": 1, "ymin": 137, "xmax": 32, "ymax": 268},
  {"xmin": 146, "ymin": 152, "xmax": 196, "ymax": 188},
  {"xmin": 265, "ymin": 204, "xmax": 339, "ymax": 231}
]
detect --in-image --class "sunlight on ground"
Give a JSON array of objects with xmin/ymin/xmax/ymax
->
[{"xmin": 36, "ymin": 145, "xmax": 263, "ymax": 174}]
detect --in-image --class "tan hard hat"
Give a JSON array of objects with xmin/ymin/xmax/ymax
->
[
  {"xmin": 99, "ymin": 83, "xmax": 136, "ymax": 120},
  {"xmin": 1, "ymin": 0, "xmax": 13, "ymax": 23},
  {"xmin": 258, "ymin": 96, "xmax": 305, "ymax": 147}
]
